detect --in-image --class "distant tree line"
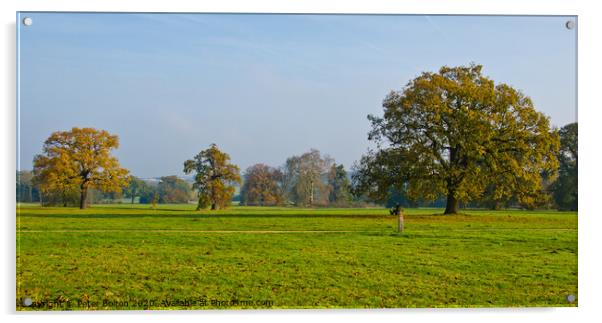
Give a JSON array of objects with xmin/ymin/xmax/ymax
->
[
  {"xmin": 239, "ymin": 149, "xmax": 354, "ymax": 207},
  {"xmin": 18, "ymin": 123, "xmax": 576, "ymax": 211},
  {"xmin": 126, "ymin": 176, "xmax": 194, "ymax": 205}
]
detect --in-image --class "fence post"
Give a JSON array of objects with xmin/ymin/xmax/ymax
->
[{"xmin": 397, "ymin": 209, "xmax": 404, "ymax": 233}]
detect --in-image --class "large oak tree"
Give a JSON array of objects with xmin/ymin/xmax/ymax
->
[
  {"xmin": 352, "ymin": 64, "xmax": 560, "ymax": 214},
  {"xmin": 184, "ymin": 144, "xmax": 241, "ymax": 210},
  {"xmin": 32, "ymin": 127, "xmax": 130, "ymax": 209}
]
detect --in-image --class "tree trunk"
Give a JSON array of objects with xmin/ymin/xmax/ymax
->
[
  {"xmin": 131, "ymin": 194, "xmax": 135, "ymax": 204},
  {"xmin": 210, "ymin": 185, "xmax": 217, "ymax": 210},
  {"xmin": 80, "ymin": 186, "xmax": 88, "ymax": 209},
  {"xmin": 309, "ymin": 180, "xmax": 314, "ymax": 206},
  {"xmin": 444, "ymin": 192, "xmax": 459, "ymax": 215},
  {"xmin": 62, "ymin": 189, "xmax": 67, "ymax": 207}
]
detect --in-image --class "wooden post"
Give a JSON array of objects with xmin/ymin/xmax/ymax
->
[{"xmin": 397, "ymin": 209, "xmax": 404, "ymax": 233}]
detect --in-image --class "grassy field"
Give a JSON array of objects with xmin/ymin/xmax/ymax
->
[{"xmin": 16, "ymin": 203, "xmax": 577, "ymax": 310}]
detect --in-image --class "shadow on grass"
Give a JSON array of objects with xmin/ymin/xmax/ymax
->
[
  {"xmin": 17, "ymin": 212, "xmax": 398, "ymax": 220},
  {"xmin": 17, "ymin": 207, "xmax": 454, "ymax": 219},
  {"xmin": 94, "ymin": 206, "xmax": 196, "ymax": 212}
]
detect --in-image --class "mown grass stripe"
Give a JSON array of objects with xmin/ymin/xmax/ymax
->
[{"xmin": 17, "ymin": 228, "xmax": 577, "ymax": 233}]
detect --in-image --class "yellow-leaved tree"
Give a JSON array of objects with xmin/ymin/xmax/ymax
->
[
  {"xmin": 184, "ymin": 144, "xmax": 241, "ymax": 210},
  {"xmin": 32, "ymin": 127, "xmax": 130, "ymax": 209}
]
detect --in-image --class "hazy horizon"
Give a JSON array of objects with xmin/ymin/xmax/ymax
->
[{"xmin": 18, "ymin": 13, "xmax": 577, "ymax": 178}]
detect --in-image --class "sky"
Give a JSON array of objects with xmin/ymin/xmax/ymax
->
[{"xmin": 17, "ymin": 13, "xmax": 577, "ymax": 178}]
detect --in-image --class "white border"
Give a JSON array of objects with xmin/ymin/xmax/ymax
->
[{"xmin": 2, "ymin": 1, "xmax": 600, "ymax": 322}]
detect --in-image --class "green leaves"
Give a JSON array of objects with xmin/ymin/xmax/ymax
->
[
  {"xmin": 552, "ymin": 123, "xmax": 578, "ymax": 211},
  {"xmin": 353, "ymin": 64, "xmax": 560, "ymax": 213}
]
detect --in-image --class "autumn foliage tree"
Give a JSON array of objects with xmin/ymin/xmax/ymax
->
[
  {"xmin": 352, "ymin": 64, "xmax": 560, "ymax": 214},
  {"xmin": 240, "ymin": 164, "xmax": 284, "ymax": 206},
  {"xmin": 183, "ymin": 144, "xmax": 241, "ymax": 210},
  {"xmin": 32, "ymin": 127, "xmax": 130, "ymax": 209}
]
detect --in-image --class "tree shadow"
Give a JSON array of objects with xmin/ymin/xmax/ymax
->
[
  {"xmin": 17, "ymin": 212, "xmax": 393, "ymax": 220},
  {"xmin": 92, "ymin": 206, "xmax": 197, "ymax": 212}
]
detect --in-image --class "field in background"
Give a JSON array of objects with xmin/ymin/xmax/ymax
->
[{"xmin": 16, "ymin": 204, "xmax": 577, "ymax": 309}]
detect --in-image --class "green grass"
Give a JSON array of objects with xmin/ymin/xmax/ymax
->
[{"xmin": 16, "ymin": 203, "xmax": 577, "ymax": 310}]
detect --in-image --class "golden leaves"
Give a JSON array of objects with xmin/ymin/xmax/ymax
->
[
  {"xmin": 183, "ymin": 144, "xmax": 241, "ymax": 210},
  {"xmin": 33, "ymin": 127, "xmax": 130, "ymax": 207}
]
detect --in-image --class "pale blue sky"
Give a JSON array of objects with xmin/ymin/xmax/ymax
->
[{"xmin": 17, "ymin": 13, "xmax": 577, "ymax": 178}]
